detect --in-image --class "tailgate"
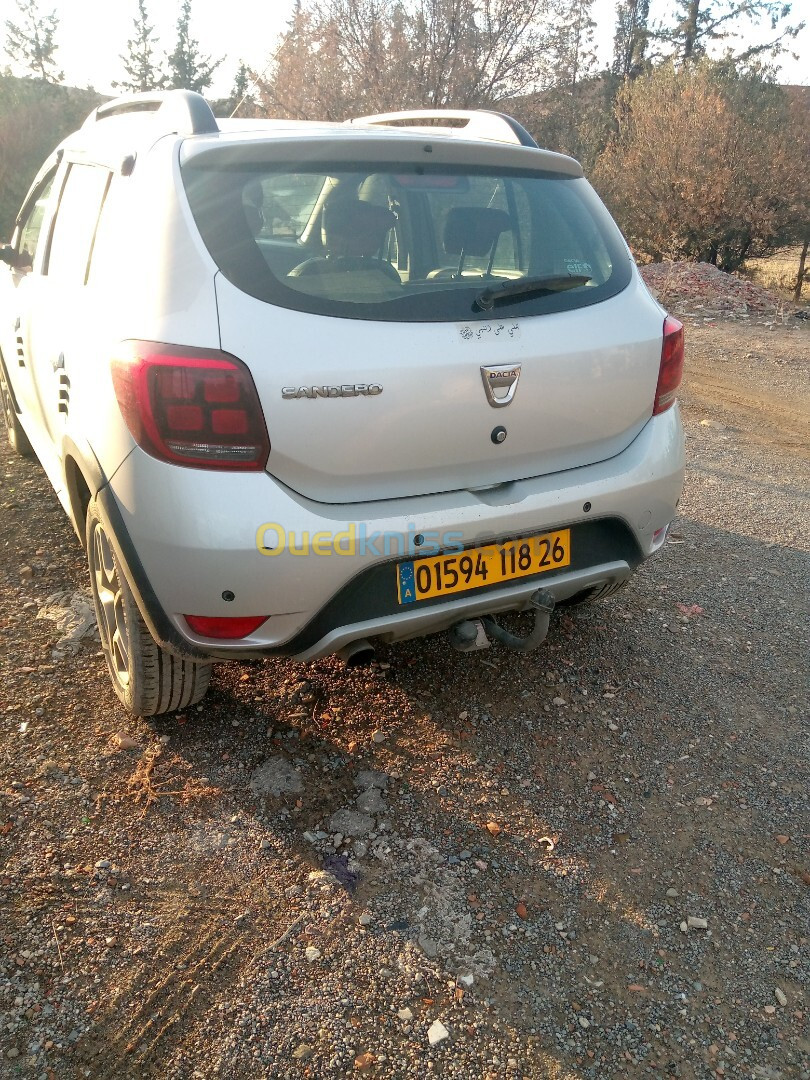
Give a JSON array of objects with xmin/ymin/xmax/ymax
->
[{"xmin": 215, "ymin": 272, "xmax": 664, "ymax": 503}]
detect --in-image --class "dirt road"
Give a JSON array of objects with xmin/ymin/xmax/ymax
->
[
  {"xmin": 0, "ymin": 318, "xmax": 807, "ymax": 1080},
  {"xmin": 684, "ymin": 323, "xmax": 809, "ymax": 455}
]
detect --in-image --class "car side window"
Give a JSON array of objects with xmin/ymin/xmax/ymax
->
[
  {"xmin": 15, "ymin": 172, "xmax": 57, "ymax": 272},
  {"xmin": 46, "ymin": 163, "xmax": 112, "ymax": 285},
  {"xmin": 250, "ymin": 174, "xmax": 325, "ymax": 240}
]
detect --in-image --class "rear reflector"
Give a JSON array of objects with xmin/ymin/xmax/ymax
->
[
  {"xmin": 184, "ymin": 615, "xmax": 268, "ymax": 639},
  {"xmin": 111, "ymin": 341, "xmax": 270, "ymax": 470},
  {"xmin": 653, "ymin": 316, "xmax": 685, "ymax": 415}
]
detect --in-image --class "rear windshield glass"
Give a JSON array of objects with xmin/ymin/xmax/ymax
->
[{"xmin": 182, "ymin": 158, "xmax": 632, "ymax": 322}]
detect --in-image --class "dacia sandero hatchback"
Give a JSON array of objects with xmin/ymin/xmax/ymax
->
[{"xmin": 0, "ymin": 92, "xmax": 685, "ymax": 716}]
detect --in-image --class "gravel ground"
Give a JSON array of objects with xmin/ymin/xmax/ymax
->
[
  {"xmin": 0, "ymin": 315, "xmax": 808, "ymax": 1080},
  {"xmin": 638, "ymin": 261, "xmax": 798, "ymax": 322}
]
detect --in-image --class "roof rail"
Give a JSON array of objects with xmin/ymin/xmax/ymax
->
[
  {"xmin": 82, "ymin": 90, "xmax": 219, "ymax": 137},
  {"xmin": 346, "ymin": 109, "xmax": 538, "ymax": 149}
]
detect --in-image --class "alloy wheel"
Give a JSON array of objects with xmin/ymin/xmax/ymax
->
[
  {"xmin": 0, "ymin": 367, "xmax": 16, "ymax": 433},
  {"xmin": 91, "ymin": 523, "xmax": 131, "ymax": 689}
]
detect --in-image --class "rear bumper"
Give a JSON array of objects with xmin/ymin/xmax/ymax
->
[
  {"xmin": 285, "ymin": 553, "xmax": 637, "ymax": 661},
  {"xmin": 104, "ymin": 405, "xmax": 685, "ymax": 660}
]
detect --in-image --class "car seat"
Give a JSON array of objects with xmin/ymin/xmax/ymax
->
[
  {"xmin": 428, "ymin": 206, "xmax": 511, "ymax": 280},
  {"xmin": 289, "ymin": 199, "xmax": 401, "ymax": 281}
]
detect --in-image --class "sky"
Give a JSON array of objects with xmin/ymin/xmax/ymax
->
[{"xmin": 4, "ymin": 0, "xmax": 808, "ymax": 98}]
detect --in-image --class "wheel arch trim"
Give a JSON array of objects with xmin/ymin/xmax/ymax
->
[
  {"xmin": 0, "ymin": 347, "xmax": 22, "ymax": 413},
  {"xmin": 91, "ymin": 485, "xmax": 209, "ymax": 661},
  {"xmin": 61, "ymin": 435, "xmax": 105, "ymax": 546}
]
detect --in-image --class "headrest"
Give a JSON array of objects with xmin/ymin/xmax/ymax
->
[
  {"xmin": 323, "ymin": 200, "xmax": 396, "ymax": 258},
  {"xmin": 443, "ymin": 207, "xmax": 511, "ymax": 256}
]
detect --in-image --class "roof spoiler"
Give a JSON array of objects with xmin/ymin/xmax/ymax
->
[
  {"xmin": 345, "ymin": 109, "xmax": 539, "ymax": 148},
  {"xmin": 82, "ymin": 90, "xmax": 219, "ymax": 137}
]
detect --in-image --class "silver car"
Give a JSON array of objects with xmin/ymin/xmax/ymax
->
[{"xmin": 0, "ymin": 93, "xmax": 685, "ymax": 716}]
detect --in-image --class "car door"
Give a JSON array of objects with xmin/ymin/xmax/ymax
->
[
  {"xmin": 0, "ymin": 166, "xmax": 59, "ymax": 460},
  {"xmin": 26, "ymin": 160, "xmax": 113, "ymax": 451}
]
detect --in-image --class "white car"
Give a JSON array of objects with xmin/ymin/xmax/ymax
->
[{"xmin": 0, "ymin": 92, "xmax": 685, "ymax": 716}]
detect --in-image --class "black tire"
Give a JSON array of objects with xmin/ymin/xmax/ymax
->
[
  {"xmin": 0, "ymin": 355, "xmax": 33, "ymax": 457},
  {"xmin": 85, "ymin": 499, "xmax": 212, "ymax": 716}
]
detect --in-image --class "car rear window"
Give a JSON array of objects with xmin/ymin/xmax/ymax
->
[{"xmin": 182, "ymin": 158, "xmax": 632, "ymax": 322}]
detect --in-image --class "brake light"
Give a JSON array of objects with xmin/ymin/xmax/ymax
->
[
  {"xmin": 653, "ymin": 316, "xmax": 684, "ymax": 415},
  {"xmin": 184, "ymin": 614, "xmax": 268, "ymax": 638},
  {"xmin": 111, "ymin": 341, "xmax": 270, "ymax": 469}
]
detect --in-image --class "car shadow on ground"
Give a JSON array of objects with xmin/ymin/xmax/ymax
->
[{"xmin": 58, "ymin": 513, "xmax": 808, "ymax": 1078}]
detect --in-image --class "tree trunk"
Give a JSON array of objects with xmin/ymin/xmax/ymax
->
[
  {"xmin": 681, "ymin": 0, "xmax": 701, "ymax": 61},
  {"xmin": 794, "ymin": 237, "xmax": 809, "ymax": 303}
]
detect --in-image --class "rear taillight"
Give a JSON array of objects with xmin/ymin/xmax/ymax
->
[
  {"xmin": 111, "ymin": 342, "xmax": 270, "ymax": 470},
  {"xmin": 184, "ymin": 615, "xmax": 268, "ymax": 638},
  {"xmin": 653, "ymin": 316, "xmax": 684, "ymax": 416}
]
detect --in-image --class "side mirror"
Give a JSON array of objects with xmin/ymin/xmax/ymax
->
[{"xmin": 0, "ymin": 245, "xmax": 31, "ymax": 270}]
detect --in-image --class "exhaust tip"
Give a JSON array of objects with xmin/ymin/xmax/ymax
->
[{"xmin": 339, "ymin": 639, "xmax": 376, "ymax": 668}]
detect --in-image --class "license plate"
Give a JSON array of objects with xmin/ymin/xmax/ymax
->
[{"xmin": 397, "ymin": 529, "xmax": 571, "ymax": 604}]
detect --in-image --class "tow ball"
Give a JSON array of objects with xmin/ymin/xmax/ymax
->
[{"xmin": 450, "ymin": 587, "xmax": 556, "ymax": 654}]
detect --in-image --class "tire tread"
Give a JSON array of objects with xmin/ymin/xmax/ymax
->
[
  {"xmin": 86, "ymin": 500, "xmax": 211, "ymax": 717},
  {"xmin": 0, "ymin": 357, "xmax": 34, "ymax": 458}
]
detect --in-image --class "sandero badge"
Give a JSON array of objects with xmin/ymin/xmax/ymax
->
[{"xmin": 282, "ymin": 384, "xmax": 383, "ymax": 399}]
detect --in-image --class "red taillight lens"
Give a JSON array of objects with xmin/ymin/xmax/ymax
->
[
  {"xmin": 111, "ymin": 342, "xmax": 270, "ymax": 470},
  {"xmin": 653, "ymin": 316, "xmax": 684, "ymax": 416},
  {"xmin": 184, "ymin": 614, "xmax": 268, "ymax": 639}
]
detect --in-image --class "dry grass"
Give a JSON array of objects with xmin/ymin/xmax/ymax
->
[
  {"xmin": 741, "ymin": 246, "xmax": 808, "ymax": 304},
  {"xmin": 96, "ymin": 744, "xmax": 222, "ymax": 817}
]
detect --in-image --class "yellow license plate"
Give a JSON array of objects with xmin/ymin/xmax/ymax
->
[{"xmin": 397, "ymin": 529, "xmax": 571, "ymax": 604}]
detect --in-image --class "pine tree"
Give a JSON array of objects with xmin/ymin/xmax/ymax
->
[
  {"xmin": 258, "ymin": 1, "xmax": 318, "ymax": 119},
  {"xmin": 166, "ymin": 0, "xmax": 222, "ymax": 93},
  {"xmin": 550, "ymin": 0, "xmax": 597, "ymax": 92},
  {"xmin": 4, "ymin": 0, "xmax": 62, "ymax": 83},
  {"xmin": 222, "ymin": 62, "xmax": 260, "ymax": 117},
  {"xmin": 526, "ymin": 0, "xmax": 612, "ymax": 168},
  {"xmin": 612, "ymin": 0, "xmax": 650, "ymax": 81},
  {"xmin": 115, "ymin": 0, "xmax": 165, "ymax": 92},
  {"xmin": 663, "ymin": 0, "xmax": 802, "ymax": 64}
]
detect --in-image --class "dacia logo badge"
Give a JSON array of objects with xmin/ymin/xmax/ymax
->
[{"xmin": 480, "ymin": 364, "xmax": 521, "ymax": 408}]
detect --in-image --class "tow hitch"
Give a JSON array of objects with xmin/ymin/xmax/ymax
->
[
  {"xmin": 449, "ymin": 617, "xmax": 490, "ymax": 652},
  {"xmin": 450, "ymin": 587, "xmax": 556, "ymax": 654}
]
